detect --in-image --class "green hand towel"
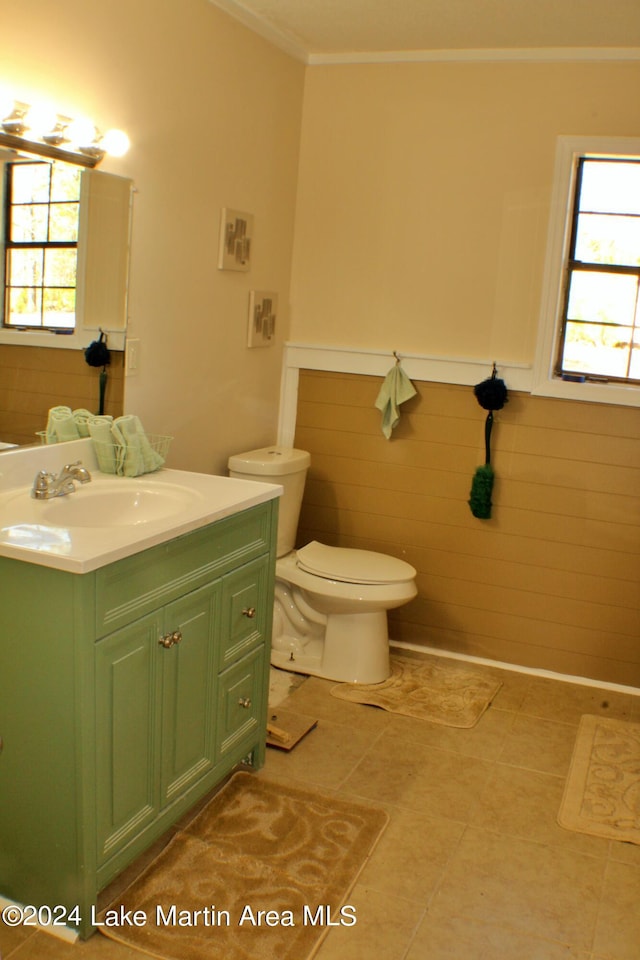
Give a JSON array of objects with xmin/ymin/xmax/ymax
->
[
  {"xmin": 72, "ymin": 408, "xmax": 95, "ymax": 437},
  {"xmin": 111, "ymin": 416, "xmax": 165, "ymax": 477},
  {"xmin": 88, "ymin": 416, "xmax": 116, "ymax": 473},
  {"xmin": 46, "ymin": 405, "xmax": 81, "ymax": 443},
  {"xmin": 374, "ymin": 365, "xmax": 417, "ymax": 439}
]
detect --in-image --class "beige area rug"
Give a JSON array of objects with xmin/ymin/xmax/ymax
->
[
  {"xmin": 558, "ymin": 714, "xmax": 640, "ymax": 845},
  {"xmin": 330, "ymin": 655, "xmax": 502, "ymax": 728},
  {"xmin": 99, "ymin": 772, "xmax": 388, "ymax": 960}
]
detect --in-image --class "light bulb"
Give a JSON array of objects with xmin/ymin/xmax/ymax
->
[
  {"xmin": 24, "ymin": 104, "xmax": 58, "ymax": 139},
  {"xmin": 101, "ymin": 129, "xmax": 130, "ymax": 157},
  {"xmin": 66, "ymin": 117, "xmax": 97, "ymax": 148}
]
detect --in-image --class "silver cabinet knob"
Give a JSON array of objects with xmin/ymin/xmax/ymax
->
[
  {"xmin": 238, "ymin": 697, "xmax": 252, "ymax": 709},
  {"xmin": 242, "ymin": 607, "xmax": 256, "ymax": 619}
]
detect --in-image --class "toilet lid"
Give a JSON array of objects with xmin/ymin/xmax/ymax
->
[{"xmin": 296, "ymin": 541, "xmax": 416, "ymax": 585}]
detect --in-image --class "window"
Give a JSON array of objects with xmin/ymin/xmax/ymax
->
[
  {"xmin": 533, "ymin": 136, "xmax": 640, "ymax": 407},
  {"xmin": 557, "ymin": 158, "xmax": 640, "ymax": 383},
  {"xmin": 3, "ymin": 160, "xmax": 82, "ymax": 330}
]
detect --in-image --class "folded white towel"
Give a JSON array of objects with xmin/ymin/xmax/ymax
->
[{"xmin": 374, "ymin": 364, "xmax": 417, "ymax": 439}]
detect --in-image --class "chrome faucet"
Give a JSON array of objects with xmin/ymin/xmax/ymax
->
[{"xmin": 31, "ymin": 461, "xmax": 92, "ymax": 500}]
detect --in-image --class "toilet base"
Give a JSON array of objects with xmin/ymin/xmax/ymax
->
[{"xmin": 271, "ymin": 610, "xmax": 391, "ymax": 684}]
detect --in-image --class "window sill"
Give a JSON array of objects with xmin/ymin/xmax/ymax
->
[
  {"xmin": 531, "ymin": 373, "xmax": 640, "ymax": 407},
  {"xmin": 0, "ymin": 327, "xmax": 125, "ymax": 351}
]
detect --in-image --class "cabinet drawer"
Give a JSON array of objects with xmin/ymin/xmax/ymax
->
[
  {"xmin": 218, "ymin": 556, "xmax": 270, "ymax": 671},
  {"xmin": 95, "ymin": 503, "xmax": 273, "ymax": 637},
  {"xmin": 216, "ymin": 647, "xmax": 264, "ymax": 761}
]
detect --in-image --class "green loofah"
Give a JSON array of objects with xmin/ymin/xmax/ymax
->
[{"xmin": 468, "ymin": 463, "xmax": 494, "ymax": 519}]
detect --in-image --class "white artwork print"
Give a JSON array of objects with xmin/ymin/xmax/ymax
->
[
  {"xmin": 218, "ymin": 208, "xmax": 253, "ymax": 271},
  {"xmin": 248, "ymin": 291, "xmax": 277, "ymax": 348}
]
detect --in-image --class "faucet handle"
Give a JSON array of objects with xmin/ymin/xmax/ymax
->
[
  {"xmin": 61, "ymin": 460, "xmax": 92, "ymax": 483},
  {"xmin": 31, "ymin": 470, "xmax": 54, "ymax": 499}
]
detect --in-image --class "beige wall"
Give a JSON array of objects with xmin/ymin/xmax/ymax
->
[
  {"xmin": 2, "ymin": 0, "xmax": 305, "ymax": 473},
  {"xmin": 286, "ymin": 59, "xmax": 640, "ymax": 685},
  {"xmin": 290, "ymin": 61, "xmax": 640, "ymax": 362},
  {"xmin": 295, "ymin": 370, "xmax": 640, "ymax": 688}
]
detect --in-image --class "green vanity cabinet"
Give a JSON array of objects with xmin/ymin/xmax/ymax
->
[{"xmin": 0, "ymin": 499, "xmax": 277, "ymax": 938}]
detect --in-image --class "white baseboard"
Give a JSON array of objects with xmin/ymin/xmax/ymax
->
[{"xmin": 390, "ymin": 641, "xmax": 640, "ymax": 696}]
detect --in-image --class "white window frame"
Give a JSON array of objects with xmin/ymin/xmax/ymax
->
[{"xmin": 532, "ymin": 135, "xmax": 640, "ymax": 408}]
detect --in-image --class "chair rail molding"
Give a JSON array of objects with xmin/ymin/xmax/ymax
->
[{"xmin": 277, "ymin": 342, "xmax": 533, "ymax": 447}]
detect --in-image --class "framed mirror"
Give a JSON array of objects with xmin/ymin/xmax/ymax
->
[{"xmin": 0, "ymin": 149, "xmax": 133, "ymax": 447}]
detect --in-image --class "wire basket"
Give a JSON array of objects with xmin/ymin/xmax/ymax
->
[{"xmin": 91, "ymin": 434, "xmax": 173, "ymax": 476}]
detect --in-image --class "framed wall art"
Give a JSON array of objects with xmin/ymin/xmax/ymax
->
[
  {"xmin": 248, "ymin": 290, "xmax": 277, "ymax": 348},
  {"xmin": 218, "ymin": 207, "xmax": 253, "ymax": 271}
]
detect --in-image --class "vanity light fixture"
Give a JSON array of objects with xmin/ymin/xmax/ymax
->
[{"xmin": 0, "ymin": 93, "xmax": 130, "ymax": 168}]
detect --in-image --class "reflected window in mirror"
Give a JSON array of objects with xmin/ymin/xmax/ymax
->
[
  {"xmin": 0, "ymin": 157, "xmax": 133, "ymax": 352},
  {"xmin": 4, "ymin": 160, "xmax": 82, "ymax": 330}
]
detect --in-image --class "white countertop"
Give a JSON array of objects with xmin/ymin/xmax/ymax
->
[{"xmin": 0, "ymin": 439, "xmax": 281, "ymax": 574}]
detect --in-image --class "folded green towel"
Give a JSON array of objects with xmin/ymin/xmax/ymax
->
[
  {"xmin": 88, "ymin": 416, "xmax": 116, "ymax": 473},
  {"xmin": 111, "ymin": 416, "xmax": 165, "ymax": 477},
  {"xmin": 72, "ymin": 408, "xmax": 95, "ymax": 437},
  {"xmin": 374, "ymin": 365, "xmax": 417, "ymax": 439},
  {"xmin": 46, "ymin": 405, "xmax": 81, "ymax": 443}
]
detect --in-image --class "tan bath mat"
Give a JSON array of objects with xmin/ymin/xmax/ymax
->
[
  {"xmin": 330, "ymin": 655, "xmax": 502, "ymax": 728},
  {"xmin": 558, "ymin": 714, "xmax": 640, "ymax": 845},
  {"xmin": 99, "ymin": 771, "xmax": 388, "ymax": 960}
]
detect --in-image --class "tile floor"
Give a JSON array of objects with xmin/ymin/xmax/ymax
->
[{"xmin": 2, "ymin": 651, "xmax": 640, "ymax": 960}]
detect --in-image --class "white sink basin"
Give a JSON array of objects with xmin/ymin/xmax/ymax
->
[
  {"xmin": 0, "ymin": 479, "xmax": 203, "ymax": 529},
  {"xmin": 0, "ymin": 439, "xmax": 282, "ymax": 573}
]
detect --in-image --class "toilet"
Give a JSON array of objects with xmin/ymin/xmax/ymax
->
[{"xmin": 228, "ymin": 446, "xmax": 417, "ymax": 684}]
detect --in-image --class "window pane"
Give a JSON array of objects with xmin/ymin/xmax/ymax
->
[
  {"xmin": 7, "ymin": 287, "xmax": 42, "ymax": 326},
  {"xmin": 10, "ymin": 204, "xmax": 48, "ymax": 242},
  {"xmin": 43, "ymin": 289, "xmax": 75, "ymax": 328},
  {"xmin": 566, "ymin": 271, "xmax": 638, "ymax": 325},
  {"xmin": 7, "ymin": 248, "xmax": 44, "ymax": 286},
  {"xmin": 575, "ymin": 213, "xmax": 640, "ymax": 267},
  {"xmin": 44, "ymin": 248, "xmax": 77, "ymax": 286},
  {"xmin": 11, "ymin": 162, "xmax": 51, "ymax": 204},
  {"xmin": 563, "ymin": 321, "xmax": 633, "ymax": 377},
  {"xmin": 50, "ymin": 164, "xmax": 81, "ymax": 202},
  {"xmin": 580, "ymin": 160, "xmax": 640, "ymax": 216},
  {"xmin": 48, "ymin": 202, "xmax": 80, "ymax": 242}
]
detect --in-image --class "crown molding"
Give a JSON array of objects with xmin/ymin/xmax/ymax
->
[{"xmin": 308, "ymin": 46, "xmax": 640, "ymax": 66}]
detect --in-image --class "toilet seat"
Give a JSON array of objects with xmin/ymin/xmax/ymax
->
[{"xmin": 296, "ymin": 541, "xmax": 416, "ymax": 585}]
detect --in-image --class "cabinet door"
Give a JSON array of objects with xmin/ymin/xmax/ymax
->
[
  {"xmin": 219, "ymin": 556, "xmax": 270, "ymax": 670},
  {"xmin": 216, "ymin": 647, "xmax": 264, "ymax": 761},
  {"xmin": 159, "ymin": 582, "xmax": 221, "ymax": 806},
  {"xmin": 95, "ymin": 613, "xmax": 161, "ymax": 866}
]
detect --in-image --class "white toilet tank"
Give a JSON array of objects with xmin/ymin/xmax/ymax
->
[{"xmin": 228, "ymin": 446, "xmax": 311, "ymax": 558}]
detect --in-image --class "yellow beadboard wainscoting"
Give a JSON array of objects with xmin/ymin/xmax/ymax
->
[
  {"xmin": 293, "ymin": 369, "xmax": 640, "ymax": 688},
  {"xmin": 0, "ymin": 345, "xmax": 124, "ymax": 446}
]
